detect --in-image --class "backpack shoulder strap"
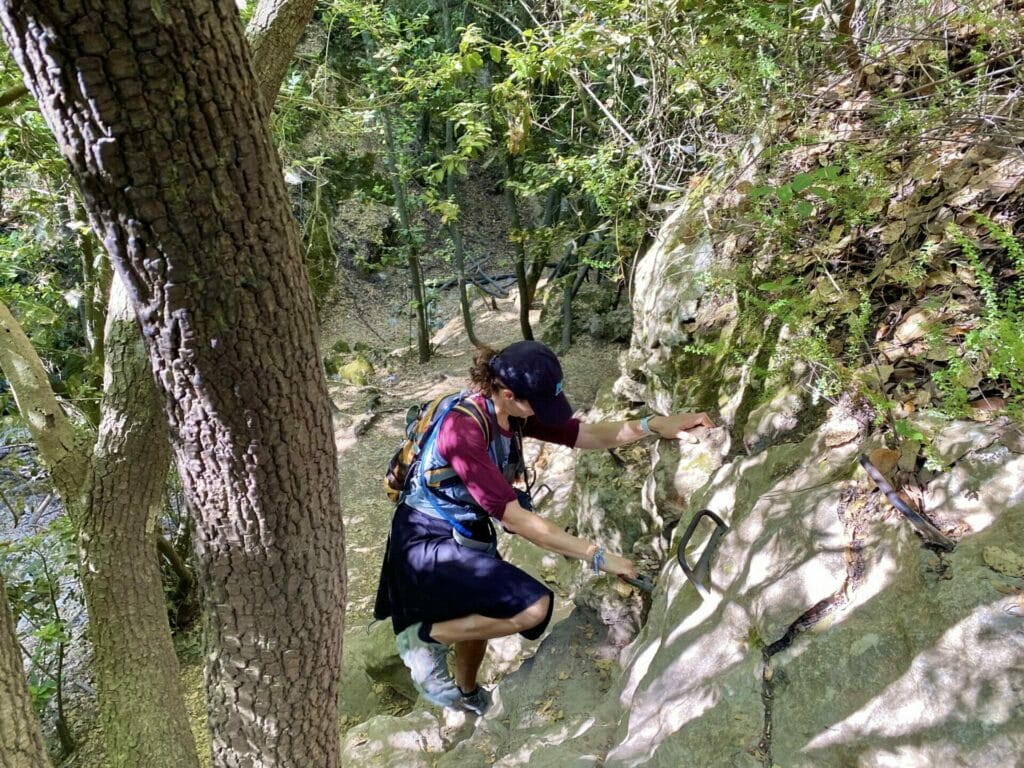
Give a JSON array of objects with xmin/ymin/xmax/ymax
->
[
  {"xmin": 415, "ymin": 393, "xmax": 461, "ymax": 447},
  {"xmin": 416, "ymin": 393, "xmax": 474, "ymax": 537},
  {"xmin": 451, "ymin": 395, "xmax": 491, "ymax": 445}
]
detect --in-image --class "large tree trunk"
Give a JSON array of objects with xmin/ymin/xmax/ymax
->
[
  {"xmin": 0, "ymin": 569, "xmax": 53, "ymax": 768},
  {"xmin": 0, "ymin": 2, "xmax": 346, "ymax": 766}
]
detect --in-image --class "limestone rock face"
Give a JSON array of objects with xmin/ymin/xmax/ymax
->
[
  {"xmin": 350, "ymin": 411, "xmax": 1024, "ymax": 767},
  {"xmin": 607, "ymin": 416, "xmax": 1024, "ymax": 768}
]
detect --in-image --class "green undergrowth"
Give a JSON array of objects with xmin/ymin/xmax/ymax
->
[{"xmin": 669, "ymin": 19, "xmax": 1024, "ymax": 445}]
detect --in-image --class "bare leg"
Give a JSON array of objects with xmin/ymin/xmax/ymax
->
[
  {"xmin": 429, "ymin": 594, "xmax": 551, "ymax": 645},
  {"xmin": 453, "ymin": 639, "xmax": 488, "ymax": 693}
]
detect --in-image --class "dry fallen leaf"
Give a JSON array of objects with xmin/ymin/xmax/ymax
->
[
  {"xmin": 881, "ymin": 220, "xmax": 908, "ymax": 245},
  {"xmin": 868, "ymin": 447, "xmax": 901, "ymax": 476},
  {"xmin": 892, "ymin": 308, "xmax": 938, "ymax": 345}
]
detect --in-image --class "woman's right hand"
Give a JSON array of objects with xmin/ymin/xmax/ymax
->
[
  {"xmin": 502, "ymin": 503, "xmax": 640, "ymax": 580},
  {"xmin": 599, "ymin": 551, "xmax": 638, "ymax": 580}
]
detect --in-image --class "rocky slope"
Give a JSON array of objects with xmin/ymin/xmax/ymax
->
[{"xmin": 333, "ymin": 32, "xmax": 1024, "ymax": 765}]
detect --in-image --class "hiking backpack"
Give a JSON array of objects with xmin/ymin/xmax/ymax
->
[{"xmin": 384, "ymin": 391, "xmax": 491, "ymax": 503}]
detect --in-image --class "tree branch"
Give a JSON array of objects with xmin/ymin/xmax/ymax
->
[
  {"xmin": 245, "ymin": 0, "xmax": 317, "ymax": 116},
  {"xmin": 0, "ymin": 300, "xmax": 89, "ymax": 496},
  {"xmin": 0, "ymin": 83, "xmax": 29, "ymax": 108}
]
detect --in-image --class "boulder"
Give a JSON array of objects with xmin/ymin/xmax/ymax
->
[
  {"xmin": 342, "ymin": 711, "xmax": 445, "ymax": 768},
  {"xmin": 338, "ymin": 354, "xmax": 374, "ymax": 386}
]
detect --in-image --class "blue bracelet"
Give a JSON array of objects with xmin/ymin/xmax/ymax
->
[
  {"xmin": 592, "ymin": 545, "xmax": 606, "ymax": 574},
  {"xmin": 639, "ymin": 415, "xmax": 653, "ymax": 435}
]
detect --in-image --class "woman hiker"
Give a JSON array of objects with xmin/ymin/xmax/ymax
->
[{"xmin": 373, "ymin": 340, "xmax": 715, "ymax": 714}]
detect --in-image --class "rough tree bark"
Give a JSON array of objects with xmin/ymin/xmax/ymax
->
[
  {"xmin": 0, "ymin": 2, "xmax": 346, "ymax": 766},
  {"xmin": 246, "ymin": 0, "xmax": 317, "ymax": 116},
  {"xmin": 0, "ymin": 569, "xmax": 53, "ymax": 768},
  {"xmin": 0, "ymin": 284, "xmax": 200, "ymax": 768}
]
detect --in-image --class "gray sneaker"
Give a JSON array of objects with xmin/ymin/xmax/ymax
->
[
  {"xmin": 457, "ymin": 686, "xmax": 492, "ymax": 716},
  {"xmin": 396, "ymin": 623, "xmax": 460, "ymax": 707}
]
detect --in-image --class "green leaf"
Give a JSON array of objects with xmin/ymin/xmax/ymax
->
[
  {"xmin": 777, "ymin": 185, "xmax": 793, "ymax": 204},
  {"xmin": 489, "ymin": 45, "xmax": 503, "ymax": 63},
  {"xmin": 791, "ymin": 172, "xmax": 814, "ymax": 192},
  {"xmin": 757, "ymin": 276, "xmax": 798, "ymax": 292},
  {"xmin": 894, "ymin": 419, "xmax": 926, "ymax": 442},
  {"xmin": 795, "ymin": 200, "xmax": 814, "ymax": 218},
  {"xmin": 34, "ymin": 621, "xmax": 68, "ymax": 644}
]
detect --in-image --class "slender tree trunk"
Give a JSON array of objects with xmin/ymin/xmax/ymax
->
[
  {"xmin": 38, "ymin": 558, "xmax": 74, "ymax": 758},
  {"xmin": 360, "ymin": 29, "xmax": 432, "ymax": 359},
  {"xmin": 368, "ymin": 29, "xmax": 430, "ymax": 362},
  {"xmin": 79, "ymin": 201, "xmax": 111, "ymax": 372},
  {"xmin": 0, "ymin": 285, "xmax": 202, "ymax": 768},
  {"xmin": 246, "ymin": 0, "xmax": 317, "ymax": 116},
  {"xmin": 383, "ymin": 110, "xmax": 432, "ymax": 362},
  {"xmin": 0, "ymin": 301, "xmax": 90, "ymax": 492},
  {"xmin": 505, "ymin": 183, "xmax": 536, "ymax": 339},
  {"xmin": 445, "ymin": 121, "xmax": 480, "ymax": 347},
  {"xmin": 79, "ymin": 279, "xmax": 197, "ymax": 768},
  {"xmin": 0, "ymin": 569, "xmax": 53, "ymax": 768},
  {"xmin": 0, "ymin": 82, "xmax": 27, "ymax": 107},
  {"xmin": 837, "ymin": 0, "xmax": 861, "ymax": 74},
  {"xmin": 502, "ymin": 170, "xmax": 534, "ymax": 340},
  {"xmin": 157, "ymin": 532, "xmax": 195, "ymax": 605},
  {"xmin": 0, "ymin": 4, "xmax": 346, "ymax": 766},
  {"xmin": 559, "ymin": 257, "xmax": 583, "ymax": 353},
  {"xmin": 438, "ymin": 0, "xmax": 479, "ymax": 347}
]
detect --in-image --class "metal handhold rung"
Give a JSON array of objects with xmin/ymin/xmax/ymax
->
[{"xmin": 676, "ymin": 509, "xmax": 729, "ymax": 598}]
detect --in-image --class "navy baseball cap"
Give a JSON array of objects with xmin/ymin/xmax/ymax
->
[{"xmin": 490, "ymin": 341, "xmax": 573, "ymax": 424}]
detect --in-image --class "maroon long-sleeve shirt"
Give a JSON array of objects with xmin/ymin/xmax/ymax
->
[{"xmin": 435, "ymin": 393, "xmax": 580, "ymax": 520}]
